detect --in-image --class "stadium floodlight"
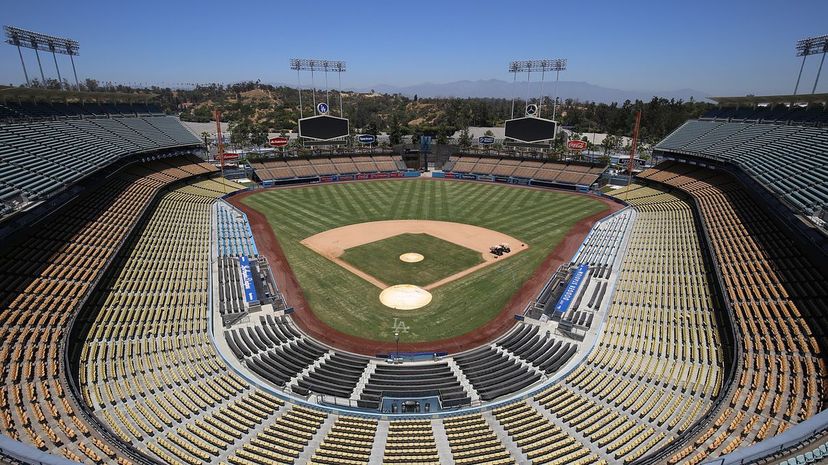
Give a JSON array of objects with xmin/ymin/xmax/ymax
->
[
  {"xmin": 290, "ymin": 58, "xmax": 347, "ymax": 118},
  {"xmin": 507, "ymin": 58, "xmax": 567, "ymax": 121},
  {"xmin": 4, "ymin": 25, "xmax": 80, "ymax": 88},
  {"xmin": 793, "ymin": 34, "xmax": 828, "ymax": 95}
]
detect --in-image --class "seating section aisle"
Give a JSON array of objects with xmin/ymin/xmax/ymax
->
[
  {"xmin": 0, "ymin": 116, "xmax": 202, "ymax": 203},
  {"xmin": 0, "ymin": 157, "xmax": 216, "ymax": 464},
  {"xmin": 493, "ymin": 401, "xmax": 604, "ymax": 465},
  {"xmin": 445, "ymin": 155, "xmax": 605, "ymax": 186},
  {"xmin": 654, "ymin": 121, "xmax": 828, "ymax": 215},
  {"xmin": 517, "ymin": 184, "xmax": 724, "ymax": 464},
  {"xmin": 443, "ymin": 414, "xmax": 513, "ymax": 464},
  {"xmin": 249, "ymin": 154, "xmax": 405, "ymax": 181},
  {"xmin": 636, "ymin": 163, "xmax": 828, "ymax": 464},
  {"xmin": 224, "ymin": 405, "xmax": 328, "ymax": 465}
]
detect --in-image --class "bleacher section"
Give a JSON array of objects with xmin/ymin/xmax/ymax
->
[
  {"xmin": 0, "ymin": 157, "xmax": 216, "ymax": 464},
  {"xmin": 308, "ymin": 415, "xmax": 377, "ymax": 464},
  {"xmin": 359, "ymin": 363, "xmax": 470, "ymax": 410},
  {"xmin": 0, "ymin": 116, "xmax": 201, "ymax": 206},
  {"xmin": 635, "ymin": 164, "xmax": 827, "ymax": 463},
  {"xmin": 77, "ymin": 178, "xmax": 301, "ymax": 464},
  {"xmin": 249, "ymin": 154, "xmax": 405, "ymax": 182},
  {"xmin": 445, "ymin": 155, "xmax": 605, "ymax": 186},
  {"xmin": 513, "ymin": 184, "xmax": 724, "ymax": 463},
  {"xmin": 493, "ymin": 400, "xmax": 604, "ymax": 464},
  {"xmin": 0, "ymin": 101, "xmax": 163, "ymax": 122},
  {"xmin": 654, "ymin": 121, "xmax": 828, "ymax": 215},
  {"xmin": 382, "ymin": 419, "xmax": 440, "ymax": 464},
  {"xmin": 700, "ymin": 104, "xmax": 828, "ymax": 125},
  {"xmin": 215, "ymin": 200, "xmax": 258, "ymax": 257}
]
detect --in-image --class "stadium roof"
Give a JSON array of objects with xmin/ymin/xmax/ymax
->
[
  {"xmin": 711, "ymin": 93, "xmax": 828, "ymax": 106},
  {"xmin": 0, "ymin": 86, "xmax": 157, "ymax": 103}
]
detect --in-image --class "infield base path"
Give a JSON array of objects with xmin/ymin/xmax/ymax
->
[
  {"xmin": 301, "ymin": 220, "xmax": 527, "ymax": 290},
  {"xmin": 228, "ymin": 180, "xmax": 624, "ymax": 355}
]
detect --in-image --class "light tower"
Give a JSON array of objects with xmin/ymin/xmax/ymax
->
[
  {"xmin": 793, "ymin": 34, "xmax": 828, "ymax": 95},
  {"xmin": 4, "ymin": 25, "xmax": 80, "ymax": 89}
]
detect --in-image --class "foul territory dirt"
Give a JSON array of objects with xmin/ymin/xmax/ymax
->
[{"xmin": 228, "ymin": 180, "xmax": 623, "ymax": 356}]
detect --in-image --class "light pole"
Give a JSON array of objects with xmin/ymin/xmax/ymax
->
[{"xmin": 394, "ymin": 330, "xmax": 400, "ymax": 362}]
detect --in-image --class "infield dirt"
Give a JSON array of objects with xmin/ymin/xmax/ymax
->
[{"xmin": 229, "ymin": 180, "xmax": 623, "ymax": 355}]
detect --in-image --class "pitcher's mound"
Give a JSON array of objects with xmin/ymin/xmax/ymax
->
[
  {"xmin": 379, "ymin": 284, "xmax": 432, "ymax": 310},
  {"xmin": 399, "ymin": 252, "xmax": 425, "ymax": 263}
]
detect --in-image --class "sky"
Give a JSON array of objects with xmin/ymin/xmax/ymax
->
[{"xmin": 2, "ymin": 0, "xmax": 828, "ymax": 96}]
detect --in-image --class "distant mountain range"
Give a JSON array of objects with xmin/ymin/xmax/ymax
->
[{"xmin": 353, "ymin": 79, "xmax": 711, "ymax": 103}]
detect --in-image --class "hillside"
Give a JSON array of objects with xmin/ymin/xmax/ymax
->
[{"xmin": 92, "ymin": 80, "xmax": 711, "ymax": 145}]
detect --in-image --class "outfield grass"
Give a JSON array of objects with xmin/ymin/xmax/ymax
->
[
  {"xmin": 242, "ymin": 179, "xmax": 607, "ymax": 342},
  {"xmin": 340, "ymin": 233, "xmax": 485, "ymax": 287}
]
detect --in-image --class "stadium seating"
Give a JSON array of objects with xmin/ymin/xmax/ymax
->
[
  {"xmin": 445, "ymin": 154, "xmax": 605, "ymax": 186},
  {"xmin": 493, "ymin": 400, "xmax": 604, "ymax": 464},
  {"xmin": 0, "ymin": 116, "xmax": 202, "ymax": 204},
  {"xmin": 359, "ymin": 363, "xmax": 470, "ymax": 410},
  {"xmin": 635, "ymin": 163, "xmax": 827, "ymax": 463},
  {"xmin": 308, "ymin": 415, "xmax": 377, "ymax": 464},
  {"xmin": 442, "ymin": 414, "xmax": 513, "ymax": 464},
  {"xmin": 0, "ymin": 156, "xmax": 217, "ymax": 463},
  {"xmin": 249, "ymin": 154, "xmax": 405, "ymax": 181},
  {"xmin": 654, "ymin": 120, "xmax": 828, "ymax": 215},
  {"xmin": 0, "ymin": 101, "xmax": 163, "ymax": 122},
  {"xmin": 77, "ymin": 177, "xmax": 305, "ymax": 464},
  {"xmin": 382, "ymin": 419, "xmax": 440, "ymax": 464},
  {"xmin": 700, "ymin": 103, "xmax": 828, "ymax": 125},
  {"xmin": 519, "ymin": 183, "xmax": 724, "ymax": 463}
]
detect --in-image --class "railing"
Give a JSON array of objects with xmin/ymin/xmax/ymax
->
[{"xmin": 701, "ymin": 409, "xmax": 828, "ymax": 465}]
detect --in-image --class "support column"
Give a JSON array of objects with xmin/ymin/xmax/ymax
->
[
  {"xmin": 69, "ymin": 53, "xmax": 80, "ymax": 90},
  {"xmin": 812, "ymin": 50, "xmax": 826, "ymax": 94},
  {"xmin": 34, "ymin": 47, "xmax": 46, "ymax": 84},
  {"xmin": 793, "ymin": 54, "xmax": 807, "ymax": 95},
  {"xmin": 51, "ymin": 49, "xmax": 63, "ymax": 89},
  {"xmin": 16, "ymin": 44, "xmax": 30, "ymax": 85}
]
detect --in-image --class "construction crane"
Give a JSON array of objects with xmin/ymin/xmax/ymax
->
[
  {"xmin": 627, "ymin": 110, "xmax": 641, "ymax": 184},
  {"xmin": 214, "ymin": 109, "xmax": 226, "ymax": 193}
]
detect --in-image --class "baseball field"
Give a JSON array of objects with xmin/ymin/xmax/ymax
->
[{"xmin": 239, "ymin": 179, "xmax": 608, "ymax": 344}]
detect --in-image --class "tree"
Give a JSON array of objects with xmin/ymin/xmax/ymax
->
[
  {"xmin": 229, "ymin": 119, "xmax": 251, "ymax": 148},
  {"xmin": 458, "ymin": 128, "xmax": 472, "ymax": 148},
  {"xmin": 389, "ymin": 115, "xmax": 403, "ymax": 145},
  {"xmin": 602, "ymin": 135, "xmax": 618, "ymax": 156},
  {"xmin": 249, "ymin": 124, "xmax": 268, "ymax": 148}
]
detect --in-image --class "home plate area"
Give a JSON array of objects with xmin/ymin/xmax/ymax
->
[{"xmin": 300, "ymin": 219, "xmax": 527, "ymax": 308}]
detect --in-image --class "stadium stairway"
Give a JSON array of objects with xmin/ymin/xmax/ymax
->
[
  {"xmin": 444, "ymin": 358, "xmax": 481, "ymax": 403},
  {"xmin": 481, "ymin": 409, "xmax": 530, "ymax": 463},
  {"xmin": 430, "ymin": 419, "xmax": 455, "ymax": 464},
  {"xmin": 348, "ymin": 360, "xmax": 377, "ymax": 401}
]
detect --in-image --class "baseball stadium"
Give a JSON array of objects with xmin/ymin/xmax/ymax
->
[{"xmin": 1, "ymin": 10, "xmax": 828, "ymax": 465}]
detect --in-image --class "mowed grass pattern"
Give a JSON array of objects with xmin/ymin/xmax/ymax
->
[
  {"xmin": 340, "ymin": 233, "xmax": 485, "ymax": 287},
  {"xmin": 242, "ymin": 179, "xmax": 607, "ymax": 342}
]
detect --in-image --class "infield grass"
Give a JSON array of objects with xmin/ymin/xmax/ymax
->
[
  {"xmin": 242, "ymin": 179, "xmax": 607, "ymax": 343},
  {"xmin": 340, "ymin": 233, "xmax": 485, "ymax": 287}
]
